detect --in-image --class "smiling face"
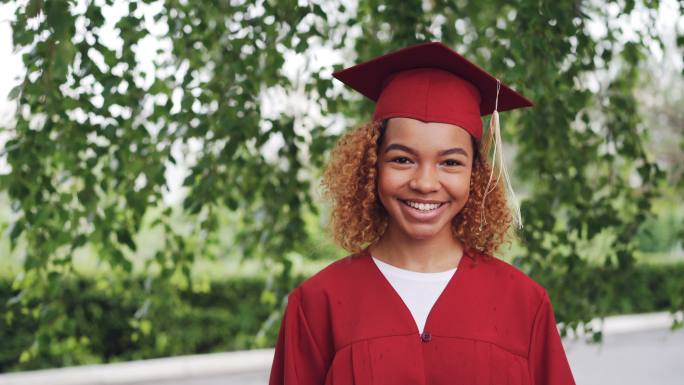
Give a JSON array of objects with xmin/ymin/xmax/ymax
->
[{"xmin": 377, "ymin": 117, "xmax": 474, "ymax": 241}]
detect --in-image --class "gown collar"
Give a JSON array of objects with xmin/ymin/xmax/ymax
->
[{"xmin": 359, "ymin": 247, "xmax": 475, "ymax": 336}]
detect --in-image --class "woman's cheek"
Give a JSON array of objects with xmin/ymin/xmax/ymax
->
[
  {"xmin": 378, "ymin": 167, "xmax": 405, "ymax": 190},
  {"xmin": 447, "ymin": 173, "xmax": 471, "ymax": 208}
]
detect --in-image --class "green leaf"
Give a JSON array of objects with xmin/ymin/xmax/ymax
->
[
  {"xmin": 116, "ymin": 229, "xmax": 137, "ymax": 251},
  {"xmin": 7, "ymin": 84, "xmax": 22, "ymax": 100},
  {"xmin": 52, "ymin": 40, "xmax": 76, "ymax": 80},
  {"xmin": 46, "ymin": 0, "xmax": 73, "ymax": 38},
  {"xmin": 26, "ymin": 0, "xmax": 43, "ymax": 18},
  {"xmin": 8, "ymin": 220, "xmax": 24, "ymax": 245}
]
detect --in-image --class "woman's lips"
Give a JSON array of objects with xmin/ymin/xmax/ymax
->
[{"xmin": 399, "ymin": 199, "xmax": 449, "ymax": 222}]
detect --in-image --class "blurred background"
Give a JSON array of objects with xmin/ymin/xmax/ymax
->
[{"xmin": 0, "ymin": 0, "xmax": 682, "ymax": 384}]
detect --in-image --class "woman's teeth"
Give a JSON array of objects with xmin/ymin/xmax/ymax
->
[{"xmin": 404, "ymin": 201, "xmax": 443, "ymax": 211}]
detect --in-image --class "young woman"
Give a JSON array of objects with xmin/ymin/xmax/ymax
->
[{"xmin": 269, "ymin": 42, "xmax": 576, "ymax": 385}]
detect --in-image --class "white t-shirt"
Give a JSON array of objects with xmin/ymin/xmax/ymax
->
[{"xmin": 371, "ymin": 255, "xmax": 457, "ymax": 334}]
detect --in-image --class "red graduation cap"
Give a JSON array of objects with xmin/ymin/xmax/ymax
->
[{"xmin": 332, "ymin": 41, "xmax": 533, "ymax": 140}]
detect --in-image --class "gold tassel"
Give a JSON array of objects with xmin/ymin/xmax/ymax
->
[{"xmin": 481, "ymin": 80, "xmax": 523, "ymax": 229}]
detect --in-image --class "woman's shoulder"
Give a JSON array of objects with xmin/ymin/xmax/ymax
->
[
  {"xmin": 292, "ymin": 249, "xmax": 370, "ymax": 299},
  {"xmin": 466, "ymin": 249, "xmax": 547, "ymax": 301}
]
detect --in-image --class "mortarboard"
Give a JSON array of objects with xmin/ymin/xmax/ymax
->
[
  {"xmin": 332, "ymin": 41, "xmax": 533, "ymax": 140},
  {"xmin": 332, "ymin": 41, "xmax": 533, "ymax": 227}
]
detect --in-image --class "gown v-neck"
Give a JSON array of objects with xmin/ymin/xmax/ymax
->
[{"xmin": 365, "ymin": 248, "xmax": 466, "ymax": 336}]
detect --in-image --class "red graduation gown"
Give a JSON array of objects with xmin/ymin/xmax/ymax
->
[{"xmin": 269, "ymin": 248, "xmax": 576, "ymax": 385}]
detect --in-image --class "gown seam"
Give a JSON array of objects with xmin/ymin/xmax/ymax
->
[
  {"xmin": 431, "ymin": 334, "xmax": 528, "ymax": 358},
  {"xmin": 526, "ymin": 290, "xmax": 548, "ymax": 384},
  {"xmin": 335, "ymin": 331, "xmax": 418, "ymax": 352},
  {"xmin": 335, "ymin": 333, "xmax": 527, "ymax": 359},
  {"xmin": 292, "ymin": 288, "xmax": 327, "ymax": 373}
]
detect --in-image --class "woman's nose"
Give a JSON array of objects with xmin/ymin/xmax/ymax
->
[{"xmin": 409, "ymin": 165, "xmax": 440, "ymax": 193}]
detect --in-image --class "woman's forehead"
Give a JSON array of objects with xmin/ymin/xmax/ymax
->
[{"xmin": 382, "ymin": 117, "xmax": 473, "ymax": 151}]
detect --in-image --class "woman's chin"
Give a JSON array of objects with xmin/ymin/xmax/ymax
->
[
  {"xmin": 386, "ymin": 216, "xmax": 453, "ymax": 242},
  {"xmin": 409, "ymin": 233, "xmax": 436, "ymax": 241},
  {"xmin": 402, "ymin": 225, "xmax": 444, "ymax": 241}
]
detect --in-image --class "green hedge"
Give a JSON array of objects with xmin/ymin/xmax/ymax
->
[
  {"xmin": 0, "ymin": 275, "xmax": 294, "ymax": 372},
  {"xmin": 1, "ymin": 263, "xmax": 682, "ymax": 372}
]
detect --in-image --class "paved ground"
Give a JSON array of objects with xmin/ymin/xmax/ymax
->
[
  {"xmin": 148, "ymin": 328, "xmax": 684, "ymax": 385},
  {"xmin": 136, "ymin": 371, "xmax": 270, "ymax": 385},
  {"xmin": 565, "ymin": 327, "xmax": 684, "ymax": 385}
]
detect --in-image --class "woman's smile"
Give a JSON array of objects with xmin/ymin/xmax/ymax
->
[{"xmin": 399, "ymin": 199, "xmax": 451, "ymax": 221}]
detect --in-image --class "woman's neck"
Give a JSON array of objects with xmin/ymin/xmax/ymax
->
[{"xmin": 368, "ymin": 224, "xmax": 464, "ymax": 273}]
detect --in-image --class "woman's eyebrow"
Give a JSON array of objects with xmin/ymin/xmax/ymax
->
[
  {"xmin": 438, "ymin": 147, "xmax": 469, "ymax": 157},
  {"xmin": 384, "ymin": 143, "xmax": 468, "ymax": 157},
  {"xmin": 384, "ymin": 143, "xmax": 417, "ymax": 155}
]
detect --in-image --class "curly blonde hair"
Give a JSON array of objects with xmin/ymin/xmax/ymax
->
[{"xmin": 321, "ymin": 119, "xmax": 513, "ymax": 257}]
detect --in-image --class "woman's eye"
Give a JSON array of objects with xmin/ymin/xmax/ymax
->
[
  {"xmin": 391, "ymin": 157, "xmax": 412, "ymax": 164},
  {"xmin": 443, "ymin": 159, "xmax": 462, "ymax": 167}
]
